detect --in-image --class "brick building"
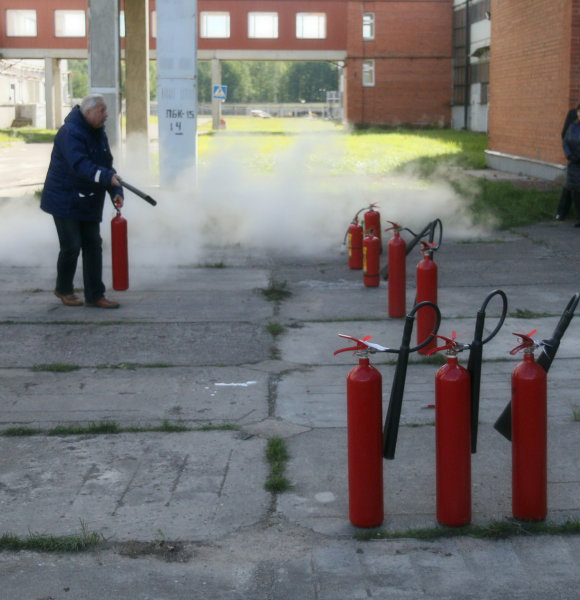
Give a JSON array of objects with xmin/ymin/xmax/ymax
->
[
  {"xmin": 344, "ymin": 1, "xmax": 452, "ymax": 127},
  {"xmin": 486, "ymin": 0, "xmax": 580, "ymax": 177},
  {"xmin": 0, "ymin": 0, "xmax": 454, "ymax": 130}
]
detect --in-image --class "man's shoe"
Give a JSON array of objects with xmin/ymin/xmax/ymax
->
[
  {"xmin": 574, "ymin": 222, "xmax": 580, "ymax": 228},
  {"xmin": 85, "ymin": 297, "xmax": 120, "ymax": 309},
  {"xmin": 554, "ymin": 214, "xmax": 564, "ymax": 221},
  {"xmin": 54, "ymin": 291, "xmax": 83, "ymax": 307}
]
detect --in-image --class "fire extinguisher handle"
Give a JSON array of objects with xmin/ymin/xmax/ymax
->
[
  {"xmin": 428, "ymin": 218, "xmax": 443, "ymax": 251},
  {"xmin": 478, "ymin": 289, "xmax": 508, "ymax": 345}
]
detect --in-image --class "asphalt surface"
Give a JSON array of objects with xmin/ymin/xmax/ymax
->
[{"xmin": 0, "ymin": 141, "xmax": 579, "ymax": 599}]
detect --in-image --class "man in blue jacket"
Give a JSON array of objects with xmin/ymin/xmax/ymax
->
[{"xmin": 41, "ymin": 94, "xmax": 124, "ymax": 308}]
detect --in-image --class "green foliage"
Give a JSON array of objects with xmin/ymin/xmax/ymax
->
[
  {"xmin": 454, "ymin": 178, "xmax": 560, "ymax": 230},
  {"xmin": 197, "ymin": 60, "xmax": 338, "ymax": 103},
  {"xmin": 265, "ymin": 436, "xmax": 292, "ymax": 493},
  {"xmin": 68, "ymin": 59, "xmax": 88, "ymax": 98},
  {"xmin": 0, "ymin": 526, "xmax": 102, "ymax": 552}
]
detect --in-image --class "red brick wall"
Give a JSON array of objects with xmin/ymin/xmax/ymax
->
[
  {"xmin": 345, "ymin": 1, "xmax": 452, "ymax": 126},
  {"xmin": 488, "ymin": 0, "xmax": 579, "ymax": 165}
]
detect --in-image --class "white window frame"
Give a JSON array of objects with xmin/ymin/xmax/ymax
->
[
  {"xmin": 362, "ymin": 60, "xmax": 375, "ymax": 87},
  {"xmin": 248, "ymin": 12, "xmax": 278, "ymax": 39},
  {"xmin": 363, "ymin": 12, "xmax": 375, "ymax": 40},
  {"xmin": 200, "ymin": 12, "xmax": 230, "ymax": 38},
  {"xmin": 6, "ymin": 9, "xmax": 37, "ymax": 37},
  {"xmin": 296, "ymin": 13, "xmax": 326, "ymax": 39},
  {"xmin": 54, "ymin": 10, "xmax": 86, "ymax": 38}
]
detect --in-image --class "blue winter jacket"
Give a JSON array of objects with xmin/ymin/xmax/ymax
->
[
  {"xmin": 563, "ymin": 121, "xmax": 580, "ymax": 191},
  {"xmin": 41, "ymin": 105, "xmax": 123, "ymax": 222}
]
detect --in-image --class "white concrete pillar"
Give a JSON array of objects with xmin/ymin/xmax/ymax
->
[
  {"xmin": 157, "ymin": 0, "xmax": 198, "ymax": 186},
  {"xmin": 88, "ymin": 0, "xmax": 121, "ymax": 149},
  {"xmin": 54, "ymin": 59, "xmax": 63, "ymax": 128},
  {"xmin": 211, "ymin": 57, "xmax": 222, "ymax": 130},
  {"xmin": 44, "ymin": 57, "xmax": 54, "ymax": 130}
]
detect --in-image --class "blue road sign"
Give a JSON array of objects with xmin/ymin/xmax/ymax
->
[{"xmin": 213, "ymin": 85, "xmax": 227, "ymax": 101}]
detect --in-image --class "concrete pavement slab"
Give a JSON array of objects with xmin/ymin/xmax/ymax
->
[
  {"xmin": 0, "ymin": 431, "xmax": 268, "ymax": 541},
  {"xmin": 0, "ymin": 366, "xmax": 270, "ymax": 429}
]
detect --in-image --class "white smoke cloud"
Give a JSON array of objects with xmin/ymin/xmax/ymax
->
[{"xmin": 0, "ymin": 130, "xmax": 488, "ymax": 279}]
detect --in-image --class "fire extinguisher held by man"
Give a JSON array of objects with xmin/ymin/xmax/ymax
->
[{"xmin": 41, "ymin": 94, "xmax": 124, "ymax": 309}]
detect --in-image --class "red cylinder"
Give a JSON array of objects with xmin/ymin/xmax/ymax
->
[
  {"xmin": 416, "ymin": 253, "xmax": 438, "ymax": 354},
  {"xmin": 363, "ymin": 232, "xmax": 380, "ymax": 287},
  {"xmin": 388, "ymin": 230, "xmax": 406, "ymax": 317},
  {"xmin": 512, "ymin": 352, "xmax": 547, "ymax": 521},
  {"xmin": 348, "ymin": 221, "xmax": 363, "ymax": 270},
  {"xmin": 346, "ymin": 356, "xmax": 384, "ymax": 527},
  {"xmin": 435, "ymin": 355, "xmax": 471, "ymax": 526},
  {"xmin": 364, "ymin": 207, "xmax": 381, "ymax": 252},
  {"xmin": 111, "ymin": 212, "xmax": 129, "ymax": 291}
]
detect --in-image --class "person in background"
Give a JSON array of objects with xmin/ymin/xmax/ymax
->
[
  {"xmin": 562, "ymin": 105, "xmax": 580, "ymax": 228},
  {"xmin": 41, "ymin": 94, "xmax": 123, "ymax": 308},
  {"xmin": 556, "ymin": 103, "xmax": 580, "ymax": 221}
]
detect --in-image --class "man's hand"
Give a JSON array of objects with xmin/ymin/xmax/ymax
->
[
  {"xmin": 113, "ymin": 194, "xmax": 124, "ymax": 208},
  {"xmin": 111, "ymin": 174, "xmax": 122, "ymax": 187}
]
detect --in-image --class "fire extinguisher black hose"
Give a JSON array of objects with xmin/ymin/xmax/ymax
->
[
  {"xmin": 467, "ymin": 289, "xmax": 508, "ymax": 454},
  {"xmin": 493, "ymin": 292, "xmax": 579, "ymax": 441},
  {"xmin": 120, "ymin": 180, "xmax": 158, "ymax": 206},
  {"xmin": 382, "ymin": 301, "xmax": 441, "ymax": 460},
  {"xmin": 381, "ymin": 219, "xmax": 443, "ymax": 280}
]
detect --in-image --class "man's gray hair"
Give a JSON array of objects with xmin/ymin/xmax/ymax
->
[{"xmin": 80, "ymin": 94, "xmax": 106, "ymax": 114}]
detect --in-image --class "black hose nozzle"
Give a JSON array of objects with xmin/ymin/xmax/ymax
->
[
  {"xmin": 493, "ymin": 293, "xmax": 579, "ymax": 441},
  {"xmin": 467, "ymin": 289, "xmax": 508, "ymax": 453},
  {"xmin": 121, "ymin": 180, "xmax": 157, "ymax": 206},
  {"xmin": 382, "ymin": 301, "xmax": 441, "ymax": 460}
]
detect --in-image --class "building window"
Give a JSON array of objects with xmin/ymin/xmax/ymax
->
[
  {"xmin": 201, "ymin": 12, "xmax": 230, "ymax": 38},
  {"xmin": 151, "ymin": 11, "xmax": 157, "ymax": 38},
  {"xmin": 296, "ymin": 13, "xmax": 326, "ymax": 39},
  {"xmin": 6, "ymin": 10, "xmax": 37, "ymax": 37},
  {"xmin": 120, "ymin": 11, "xmax": 125, "ymax": 37},
  {"xmin": 363, "ymin": 13, "xmax": 375, "ymax": 40},
  {"xmin": 55, "ymin": 10, "xmax": 86, "ymax": 37},
  {"xmin": 248, "ymin": 12, "xmax": 278, "ymax": 39},
  {"xmin": 362, "ymin": 60, "xmax": 375, "ymax": 87}
]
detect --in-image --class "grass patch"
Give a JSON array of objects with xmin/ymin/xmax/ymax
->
[
  {"xmin": 455, "ymin": 178, "xmax": 560, "ymax": 230},
  {"xmin": 510, "ymin": 308, "xmax": 554, "ymax": 319},
  {"xmin": 0, "ymin": 525, "xmax": 101, "ymax": 552},
  {"xmin": 266, "ymin": 321, "xmax": 285, "ymax": 337},
  {"xmin": 1, "ymin": 420, "xmax": 239, "ymax": 437},
  {"xmin": 355, "ymin": 518, "xmax": 580, "ymax": 541},
  {"xmin": 0, "ymin": 127, "xmax": 57, "ymax": 143},
  {"xmin": 264, "ymin": 436, "xmax": 292, "ymax": 493},
  {"xmin": 49, "ymin": 422, "xmax": 121, "ymax": 436},
  {"xmin": 30, "ymin": 363, "xmax": 80, "ymax": 373},
  {"xmin": 573, "ymin": 409, "xmax": 580, "ymax": 422},
  {"xmin": 261, "ymin": 278, "xmax": 292, "ymax": 303}
]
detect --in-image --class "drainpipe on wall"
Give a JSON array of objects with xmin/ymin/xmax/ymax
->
[{"xmin": 463, "ymin": 0, "xmax": 470, "ymax": 130}]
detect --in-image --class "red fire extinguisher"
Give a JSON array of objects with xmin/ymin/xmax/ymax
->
[
  {"xmin": 416, "ymin": 241, "xmax": 438, "ymax": 354},
  {"xmin": 364, "ymin": 203, "xmax": 382, "ymax": 253},
  {"xmin": 386, "ymin": 222, "xmax": 406, "ymax": 317},
  {"xmin": 111, "ymin": 202, "xmax": 129, "ymax": 291},
  {"xmin": 428, "ymin": 332, "xmax": 472, "ymax": 527},
  {"xmin": 363, "ymin": 229, "xmax": 380, "ymax": 287},
  {"xmin": 334, "ymin": 334, "xmax": 384, "ymax": 528},
  {"xmin": 348, "ymin": 219, "xmax": 363, "ymax": 270},
  {"xmin": 510, "ymin": 330, "xmax": 547, "ymax": 522}
]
